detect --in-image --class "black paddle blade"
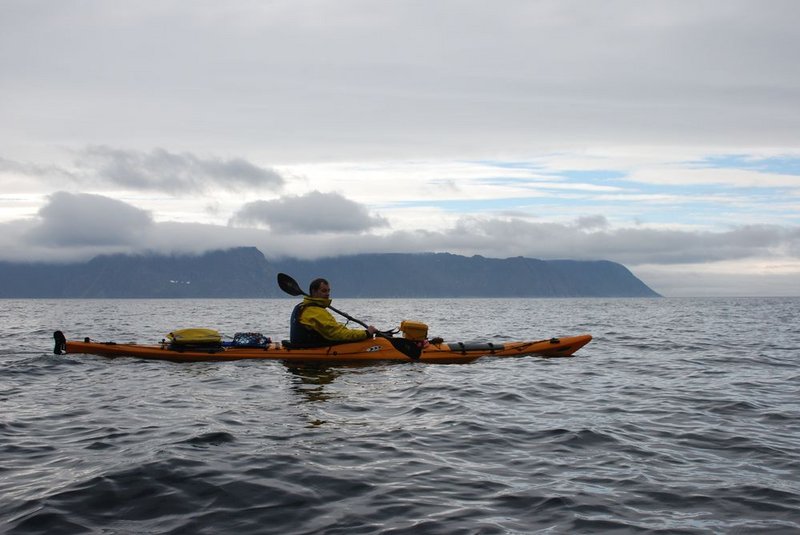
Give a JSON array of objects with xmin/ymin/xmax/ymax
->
[
  {"xmin": 53, "ymin": 330, "xmax": 66, "ymax": 355},
  {"xmin": 277, "ymin": 273, "xmax": 306, "ymax": 296},
  {"xmin": 386, "ymin": 336, "xmax": 422, "ymax": 360}
]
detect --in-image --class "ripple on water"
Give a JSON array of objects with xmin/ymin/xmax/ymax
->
[{"xmin": 2, "ymin": 297, "xmax": 800, "ymax": 533}]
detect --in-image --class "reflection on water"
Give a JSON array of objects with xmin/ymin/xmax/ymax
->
[{"xmin": 284, "ymin": 364, "xmax": 343, "ymax": 406}]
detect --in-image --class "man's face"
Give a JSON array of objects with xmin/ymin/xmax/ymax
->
[{"xmin": 312, "ymin": 282, "xmax": 331, "ymax": 299}]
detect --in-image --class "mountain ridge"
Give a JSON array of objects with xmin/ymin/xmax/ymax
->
[{"xmin": 0, "ymin": 247, "xmax": 661, "ymax": 298}]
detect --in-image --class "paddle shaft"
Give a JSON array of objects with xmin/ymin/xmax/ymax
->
[{"xmin": 329, "ymin": 305, "xmax": 367, "ymax": 328}]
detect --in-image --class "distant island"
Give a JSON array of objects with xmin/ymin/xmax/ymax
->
[{"xmin": 0, "ymin": 247, "xmax": 661, "ymax": 298}]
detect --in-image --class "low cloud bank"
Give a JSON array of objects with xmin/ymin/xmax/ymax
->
[{"xmin": 1, "ymin": 192, "xmax": 797, "ymax": 296}]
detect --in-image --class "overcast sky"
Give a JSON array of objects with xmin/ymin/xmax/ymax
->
[{"xmin": 1, "ymin": 0, "xmax": 799, "ymax": 296}]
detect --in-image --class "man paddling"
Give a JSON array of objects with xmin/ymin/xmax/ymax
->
[{"xmin": 290, "ymin": 278, "xmax": 378, "ymax": 346}]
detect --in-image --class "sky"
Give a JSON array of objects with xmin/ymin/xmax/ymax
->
[{"xmin": 1, "ymin": 0, "xmax": 799, "ymax": 297}]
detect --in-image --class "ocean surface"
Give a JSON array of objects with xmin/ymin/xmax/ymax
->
[{"xmin": 2, "ymin": 297, "xmax": 799, "ymax": 534}]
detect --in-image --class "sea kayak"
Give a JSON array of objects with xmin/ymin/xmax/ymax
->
[{"xmin": 53, "ymin": 332, "xmax": 592, "ymax": 364}]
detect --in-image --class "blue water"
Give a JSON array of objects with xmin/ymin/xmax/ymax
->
[{"xmin": 2, "ymin": 297, "xmax": 799, "ymax": 534}]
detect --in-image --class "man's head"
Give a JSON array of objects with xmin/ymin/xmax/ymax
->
[{"xmin": 309, "ymin": 278, "xmax": 331, "ymax": 298}]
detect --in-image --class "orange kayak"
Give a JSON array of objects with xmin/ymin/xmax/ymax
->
[{"xmin": 54, "ymin": 332, "xmax": 592, "ymax": 364}]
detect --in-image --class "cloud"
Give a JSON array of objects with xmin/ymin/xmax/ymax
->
[
  {"xmin": 4, "ymin": 2, "xmax": 800, "ymax": 159},
  {"xmin": 74, "ymin": 146, "xmax": 285, "ymax": 194},
  {"xmin": 229, "ymin": 191, "xmax": 389, "ymax": 233},
  {"xmin": 2, "ymin": 2, "xmax": 800, "ymax": 295},
  {"xmin": 423, "ymin": 217, "xmax": 800, "ymax": 266},
  {"xmin": 0, "ymin": 155, "xmax": 75, "ymax": 191},
  {"xmin": 8, "ymin": 193, "xmax": 798, "ymax": 267},
  {"xmin": 2, "ymin": 192, "xmax": 797, "ymax": 295},
  {"xmin": 0, "ymin": 156, "xmax": 41, "ymax": 175},
  {"xmin": 574, "ymin": 215, "xmax": 609, "ymax": 230},
  {"xmin": 25, "ymin": 191, "xmax": 154, "ymax": 247}
]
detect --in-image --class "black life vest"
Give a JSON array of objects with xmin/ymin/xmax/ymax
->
[{"xmin": 289, "ymin": 302, "xmax": 330, "ymax": 347}]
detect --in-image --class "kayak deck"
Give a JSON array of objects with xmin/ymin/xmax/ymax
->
[{"xmin": 55, "ymin": 332, "xmax": 592, "ymax": 364}]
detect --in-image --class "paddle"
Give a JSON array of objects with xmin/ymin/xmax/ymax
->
[{"xmin": 276, "ymin": 273, "xmax": 422, "ymax": 360}]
